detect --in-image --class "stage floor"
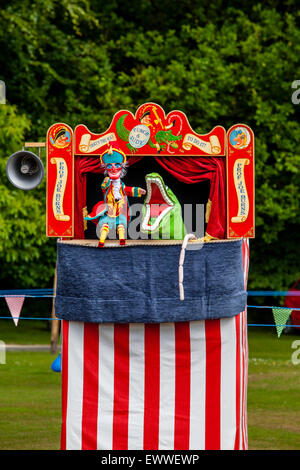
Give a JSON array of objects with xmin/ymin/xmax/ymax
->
[{"xmin": 58, "ymin": 237, "xmax": 242, "ymax": 248}]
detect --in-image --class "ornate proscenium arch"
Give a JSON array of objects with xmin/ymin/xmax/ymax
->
[
  {"xmin": 74, "ymin": 103, "xmax": 226, "ymax": 157},
  {"xmin": 73, "ymin": 103, "xmax": 226, "ymax": 240},
  {"xmin": 46, "ymin": 103, "xmax": 254, "ymax": 240}
]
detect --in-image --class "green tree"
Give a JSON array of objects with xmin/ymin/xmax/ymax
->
[
  {"xmin": 0, "ymin": 0, "xmax": 299, "ymax": 291},
  {"xmin": 0, "ymin": 104, "xmax": 56, "ymax": 287}
]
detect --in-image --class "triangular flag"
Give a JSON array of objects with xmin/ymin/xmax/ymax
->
[
  {"xmin": 5, "ymin": 296, "xmax": 25, "ymax": 326},
  {"xmin": 272, "ymin": 307, "xmax": 292, "ymax": 338},
  {"xmin": 51, "ymin": 353, "xmax": 61, "ymax": 373}
]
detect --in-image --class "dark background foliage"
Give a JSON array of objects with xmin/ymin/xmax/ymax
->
[{"xmin": 0, "ymin": 0, "xmax": 299, "ymax": 294}]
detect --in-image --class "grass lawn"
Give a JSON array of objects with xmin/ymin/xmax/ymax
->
[
  {"xmin": 0, "ymin": 296, "xmax": 54, "ymax": 345},
  {"xmin": 0, "ymin": 318, "xmax": 54, "ymax": 345},
  {"xmin": 0, "ymin": 351, "xmax": 61, "ymax": 450},
  {"xmin": 0, "ymin": 326, "xmax": 299, "ymax": 450},
  {"xmin": 248, "ymin": 327, "xmax": 300, "ymax": 450}
]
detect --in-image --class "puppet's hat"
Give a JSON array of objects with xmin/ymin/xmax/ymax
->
[
  {"xmin": 100, "ymin": 140, "xmax": 126, "ymax": 165},
  {"xmin": 139, "ymin": 110, "xmax": 151, "ymax": 121}
]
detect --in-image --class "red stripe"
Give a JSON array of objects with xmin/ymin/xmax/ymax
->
[
  {"xmin": 241, "ymin": 240, "xmax": 249, "ymax": 449},
  {"xmin": 243, "ymin": 311, "xmax": 249, "ymax": 449},
  {"xmin": 243, "ymin": 239, "xmax": 246, "ymax": 287},
  {"xmin": 174, "ymin": 322, "xmax": 191, "ymax": 450},
  {"xmin": 113, "ymin": 324, "xmax": 130, "ymax": 450},
  {"xmin": 61, "ymin": 320, "xmax": 69, "ymax": 450},
  {"xmin": 81, "ymin": 323, "xmax": 99, "ymax": 450},
  {"xmin": 143, "ymin": 324, "xmax": 160, "ymax": 450},
  {"xmin": 205, "ymin": 319, "xmax": 221, "ymax": 450},
  {"xmin": 234, "ymin": 313, "xmax": 241, "ymax": 450},
  {"xmin": 244, "ymin": 309, "xmax": 249, "ymax": 450}
]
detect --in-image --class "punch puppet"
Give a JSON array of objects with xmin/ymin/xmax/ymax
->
[{"xmin": 85, "ymin": 142, "xmax": 146, "ymax": 247}]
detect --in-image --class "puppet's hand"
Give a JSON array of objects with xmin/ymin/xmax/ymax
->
[
  {"xmin": 101, "ymin": 177, "xmax": 110, "ymax": 190},
  {"xmin": 139, "ymin": 188, "xmax": 146, "ymax": 196}
]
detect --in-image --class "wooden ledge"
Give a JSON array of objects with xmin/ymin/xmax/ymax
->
[{"xmin": 57, "ymin": 238, "xmax": 242, "ymax": 248}]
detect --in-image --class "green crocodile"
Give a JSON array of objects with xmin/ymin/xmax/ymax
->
[
  {"xmin": 116, "ymin": 114, "xmax": 182, "ymax": 154},
  {"xmin": 140, "ymin": 173, "xmax": 186, "ymax": 239}
]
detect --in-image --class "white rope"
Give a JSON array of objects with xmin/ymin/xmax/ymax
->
[{"xmin": 179, "ymin": 233, "xmax": 197, "ymax": 301}]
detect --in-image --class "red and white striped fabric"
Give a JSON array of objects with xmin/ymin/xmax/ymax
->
[{"xmin": 61, "ymin": 239, "xmax": 249, "ymax": 450}]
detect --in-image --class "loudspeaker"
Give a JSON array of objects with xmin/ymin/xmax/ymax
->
[{"xmin": 6, "ymin": 150, "xmax": 44, "ymax": 190}]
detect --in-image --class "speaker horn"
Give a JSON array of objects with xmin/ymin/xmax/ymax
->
[{"xmin": 6, "ymin": 150, "xmax": 44, "ymax": 190}]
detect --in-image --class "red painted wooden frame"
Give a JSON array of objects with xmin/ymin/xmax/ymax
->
[{"xmin": 45, "ymin": 104, "xmax": 255, "ymax": 239}]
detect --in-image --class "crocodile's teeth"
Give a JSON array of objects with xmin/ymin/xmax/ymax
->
[{"xmin": 141, "ymin": 176, "xmax": 174, "ymax": 232}]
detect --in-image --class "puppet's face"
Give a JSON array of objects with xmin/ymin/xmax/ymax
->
[
  {"xmin": 234, "ymin": 132, "xmax": 246, "ymax": 148},
  {"xmin": 141, "ymin": 114, "xmax": 151, "ymax": 126},
  {"xmin": 55, "ymin": 133, "xmax": 68, "ymax": 147},
  {"xmin": 106, "ymin": 163, "xmax": 122, "ymax": 180}
]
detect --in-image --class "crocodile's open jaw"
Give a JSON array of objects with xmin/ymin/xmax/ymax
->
[{"xmin": 141, "ymin": 174, "xmax": 174, "ymax": 232}]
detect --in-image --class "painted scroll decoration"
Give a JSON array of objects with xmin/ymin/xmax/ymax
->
[
  {"xmin": 74, "ymin": 102, "xmax": 226, "ymax": 157},
  {"xmin": 50, "ymin": 157, "xmax": 70, "ymax": 222},
  {"xmin": 231, "ymin": 158, "xmax": 250, "ymax": 223},
  {"xmin": 227, "ymin": 125, "xmax": 255, "ymax": 239},
  {"xmin": 46, "ymin": 123, "xmax": 74, "ymax": 237},
  {"xmin": 182, "ymin": 133, "xmax": 221, "ymax": 154},
  {"xmin": 78, "ymin": 132, "xmax": 117, "ymax": 153}
]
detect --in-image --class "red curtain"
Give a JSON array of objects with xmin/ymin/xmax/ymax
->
[
  {"xmin": 74, "ymin": 156, "xmax": 103, "ymax": 239},
  {"xmin": 74, "ymin": 155, "xmax": 226, "ymax": 239},
  {"xmin": 154, "ymin": 156, "xmax": 226, "ymax": 239}
]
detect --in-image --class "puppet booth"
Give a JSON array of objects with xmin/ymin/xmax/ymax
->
[{"xmin": 6, "ymin": 103, "xmax": 254, "ymax": 450}]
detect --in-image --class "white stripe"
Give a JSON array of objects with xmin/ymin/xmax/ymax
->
[
  {"xmin": 189, "ymin": 321, "xmax": 206, "ymax": 450},
  {"xmin": 220, "ymin": 316, "xmax": 237, "ymax": 449},
  {"xmin": 66, "ymin": 322, "xmax": 84, "ymax": 450},
  {"xmin": 238, "ymin": 312, "xmax": 244, "ymax": 449},
  {"xmin": 238, "ymin": 240, "xmax": 248, "ymax": 448},
  {"xmin": 242, "ymin": 240, "xmax": 249, "ymax": 448},
  {"xmin": 159, "ymin": 323, "xmax": 176, "ymax": 449},
  {"xmin": 244, "ymin": 316, "xmax": 249, "ymax": 445},
  {"xmin": 128, "ymin": 324, "xmax": 145, "ymax": 450},
  {"xmin": 241, "ymin": 310, "xmax": 248, "ymax": 449},
  {"xmin": 97, "ymin": 324, "xmax": 115, "ymax": 450}
]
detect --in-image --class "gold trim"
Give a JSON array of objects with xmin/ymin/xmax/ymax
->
[
  {"xmin": 226, "ymin": 123, "xmax": 255, "ymax": 239},
  {"xmin": 82, "ymin": 206, "xmax": 88, "ymax": 231},
  {"xmin": 205, "ymin": 199, "xmax": 212, "ymax": 223},
  {"xmin": 46, "ymin": 122, "xmax": 74, "ymax": 238},
  {"xmin": 197, "ymin": 231, "xmax": 219, "ymax": 243}
]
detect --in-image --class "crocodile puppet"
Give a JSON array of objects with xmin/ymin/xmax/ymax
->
[
  {"xmin": 116, "ymin": 114, "xmax": 182, "ymax": 154},
  {"xmin": 140, "ymin": 173, "xmax": 186, "ymax": 239}
]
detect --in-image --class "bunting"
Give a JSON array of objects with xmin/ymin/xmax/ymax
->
[
  {"xmin": 4, "ymin": 296, "xmax": 25, "ymax": 326},
  {"xmin": 272, "ymin": 307, "xmax": 292, "ymax": 338}
]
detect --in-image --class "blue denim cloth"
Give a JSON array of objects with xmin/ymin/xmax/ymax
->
[{"xmin": 55, "ymin": 240, "xmax": 247, "ymax": 324}]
